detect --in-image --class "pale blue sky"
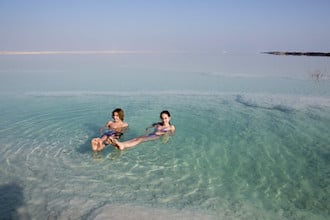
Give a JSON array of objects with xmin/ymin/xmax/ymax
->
[{"xmin": 1, "ymin": 0, "xmax": 330, "ymax": 53}]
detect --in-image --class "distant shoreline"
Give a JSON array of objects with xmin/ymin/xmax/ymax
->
[{"xmin": 262, "ymin": 51, "xmax": 330, "ymax": 57}]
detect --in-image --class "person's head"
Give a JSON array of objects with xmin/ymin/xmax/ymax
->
[
  {"xmin": 112, "ymin": 108, "xmax": 124, "ymax": 121},
  {"xmin": 160, "ymin": 110, "xmax": 171, "ymax": 124}
]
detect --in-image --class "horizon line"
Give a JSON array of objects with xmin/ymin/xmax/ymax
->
[{"xmin": 0, "ymin": 50, "xmax": 189, "ymax": 55}]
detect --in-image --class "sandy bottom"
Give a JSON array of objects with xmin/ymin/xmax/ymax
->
[{"xmin": 88, "ymin": 204, "xmax": 217, "ymax": 220}]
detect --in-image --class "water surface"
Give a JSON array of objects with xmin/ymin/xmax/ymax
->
[{"xmin": 0, "ymin": 53, "xmax": 329, "ymax": 219}]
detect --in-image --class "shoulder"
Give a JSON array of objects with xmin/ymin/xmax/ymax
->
[
  {"xmin": 122, "ymin": 122, "xmax": 129, "ymax": 128},
  {"xmin": 170, "ymin": 124, "xmax": 175, "ymax": 132},
  {"xmin": 107, "ymin": 120, "xmax": 114, "ymax": 125}
]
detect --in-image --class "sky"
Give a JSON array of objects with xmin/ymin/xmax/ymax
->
[{"xmin": 1, "ymin": 0, "xmax": 330, "ymax": 54}]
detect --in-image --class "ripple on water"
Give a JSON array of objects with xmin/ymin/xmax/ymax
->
[{"xmin": 0, "ymin": 93, "xmax": 329, "ymax": 219}]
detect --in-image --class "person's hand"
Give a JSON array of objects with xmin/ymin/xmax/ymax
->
[
  {"xmin": 155, "ymin": 131, "xmax": 165, "ymax": 136},
  {"xmin": 145, "ymin": 127, "xmax": 150, "ymax": 134}
]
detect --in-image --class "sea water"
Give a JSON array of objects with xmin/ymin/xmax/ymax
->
[{"xmin": 0, "ymin": 53, "xmax": 329, "ymax": 219}]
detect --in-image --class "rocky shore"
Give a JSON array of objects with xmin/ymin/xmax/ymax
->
[{"xmin": 263, "ymin": 51, "xmax": 330, "ymax": 57}]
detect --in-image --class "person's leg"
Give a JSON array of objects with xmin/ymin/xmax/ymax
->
[
  {"xmin": 104, "ymin": 136, "xmax": 114, "ymax": 145},
  {"xmin": 99, "ymin": 134, "xmax": 108, "ymax": 143},
  {"xmin": 91, "ymin": 138, "xmax": 100, "ymax": 151},
  {"xmin": 112, "ymin": 135, "xmax": 160, "ymax": 150},
  {"xmin": 96, "ymin": 139, "xmax": 106, "ymax": 151},
  {"xmin": 111, "ymin": 137, "xmax": 143, "ymax": 150},
  {"xmin": 91, "ymin": 137, "xmax": 106, "ymax": 152}
]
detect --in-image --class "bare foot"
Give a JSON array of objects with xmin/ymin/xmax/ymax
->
[
  {"xmin": 104, "ymin": 136, "xmax": 113, "ymax": 145},
  {"xmin": 91, "ymin": 138, "xmax": 99, "ymax": 152},
  {"xmin": 110, "ymin": 137, "xmax": 125, "ymax": 150},
  {"xmin": 96, "ymin": 139, "xmax": 105, "ymax": 151}
]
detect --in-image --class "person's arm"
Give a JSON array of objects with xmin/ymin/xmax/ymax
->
[
  {"xmin": 114, "ymin": 124, "xmax": 129, "ymax": 138},
  {"xmin": 169, "ymin": 125, "xmax": 175, "ymax": 135},
  {"xmin": 145, "ymin": 122, "xmax": 159, "ymax": 134},
  {"xmin": 121, "ymin": 124, "xmax": 129, "ymax": 134},
  {"xmin": 154, "ymin": 125, "xmax": 175, "ymax": 136},
  {"xmin": 99, "ymin": 121, "xmax": 111, "ymax": 134},
  {"xmin": 159, "ymin": 125, "xmax": 175, "ymax": 144}
]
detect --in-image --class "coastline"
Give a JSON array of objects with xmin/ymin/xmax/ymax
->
[{"xmin": 262, "ymin": 51, "xmax": 330, "ymax": 57}]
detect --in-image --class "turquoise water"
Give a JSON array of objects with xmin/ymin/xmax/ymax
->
[{"xmin": 0, "ymin": 53, "xmax": 329, "ymax": 219}]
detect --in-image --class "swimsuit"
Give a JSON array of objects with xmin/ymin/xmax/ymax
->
[
  {"xmin": 101, "ymin": 130, "xmax": 123, "ymax": 138},
  {"xmin": 147, "ymin": 133, "xmax": 158, "ymax": 137},
  {"xmin": 144, "ymin": 127, "xmax": 170, "ymax": 140},
  {"xmin": 100, "ymin": 130, "xmax": 124, "ymax": 145},
  {"xmin": 144, "ymin": 133, "xmax": 162, "ymax": 141}
]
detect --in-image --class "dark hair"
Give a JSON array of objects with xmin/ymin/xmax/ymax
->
[
  {"xmin": 160, "ymin": 110, "xmax": 171, "ymax": 118},
  {"xmin": 112, "ymin": 108, "xmax": 124, "ymax": 120},
  {"xmin": 152, "ymin": 110, "xmax": 171, "ymax": 127}
]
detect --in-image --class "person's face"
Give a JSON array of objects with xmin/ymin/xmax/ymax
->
[
  {"xmin": 161, "ymin": 113, "xmax": 170, "ymax": 124},
  {"xmin": 112, "ymin": 112, "xmax": 121, "ymax": 122}
]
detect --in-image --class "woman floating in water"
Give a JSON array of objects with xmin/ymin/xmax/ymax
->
[
  {"xmin": 111, "ymin": 110, "xmax": 175, "ymax": 150},
  {"xmin": 91, "ymin": 108, "xmax": 128, "ymax": 152}
]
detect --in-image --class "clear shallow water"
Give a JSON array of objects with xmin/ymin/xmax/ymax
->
[{"xmin": 0, "ymin": 53, "xmax": 329, "ymax": 219}]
